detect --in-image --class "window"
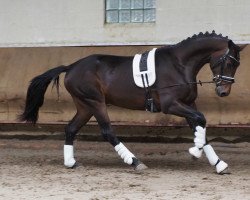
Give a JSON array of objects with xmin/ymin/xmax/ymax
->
[{"xmin": 105, "ymin": 0, "xmax": 156, "ymax": 23}]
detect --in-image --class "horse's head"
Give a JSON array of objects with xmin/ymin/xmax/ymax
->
[{"xmin": 209, "ymin": 40, "xmax": 247, "ymax": 97}]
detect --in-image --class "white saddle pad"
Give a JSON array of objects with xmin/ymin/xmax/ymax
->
[{"xmin": 132, "ymin": 48, "xmax": 157, "ymax": 88}]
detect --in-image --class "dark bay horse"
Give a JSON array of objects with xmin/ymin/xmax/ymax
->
[{"xmin": 20, "ymin": 32, "xmax": 246, "ymax": 174}]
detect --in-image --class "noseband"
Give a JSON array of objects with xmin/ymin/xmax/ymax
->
[{"xmin": 212, "ymin": 49, "xmax": 240, "ymax": 86}]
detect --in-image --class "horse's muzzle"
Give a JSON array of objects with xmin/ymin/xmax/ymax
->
[{"xmin": 215, "ymin": 85, "xmax": 231, "ymax": 97}]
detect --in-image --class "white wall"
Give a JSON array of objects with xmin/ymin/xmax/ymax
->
[{"xmin": 0, "ymin": 0, "xmax": 249, "ymax": 47}]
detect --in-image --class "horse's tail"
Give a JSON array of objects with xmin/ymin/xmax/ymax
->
[{"xmin": 19, "ymin": 65, "xmax": 71, "ymax": 124}]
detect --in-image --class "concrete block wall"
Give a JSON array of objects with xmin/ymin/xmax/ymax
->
[{"xmin": 0, "ymin": 0, "xmax": 249, "ymax": 47}]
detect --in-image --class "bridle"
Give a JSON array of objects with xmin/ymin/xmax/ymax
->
[
  {"xmin": 157, "ymin": 48, "xmax": 240, "ymax": 91},
  {"xmin": 211, "ymin": 49, "xmax": 240, "ymax": 86}
]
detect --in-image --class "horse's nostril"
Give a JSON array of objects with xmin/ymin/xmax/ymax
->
[
  {"xmin": 220, "ymin": 92, "xmax": 228, "ymax": 97},
  {"xmin": 216, "ymin": 86, "xmax": 230, "ymax": 97}
]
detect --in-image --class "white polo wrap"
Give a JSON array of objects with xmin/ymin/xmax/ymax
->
[
  {"xmin": 203, "ymin": 144, "xmax": 218, "ymax": 165},
  {"xmin": 64, "ymin": 145, "xmax": 76, "ymax": 168},
  {"xmin": 189, "ymin": 146, "xmax": 203, "ymax": 158},
  {"xmin": 188, "ymin": 126, "xmax": 206, "ymax": 158},
  {"xmin": 215, "ymin": 160, "xmax": 228, "ymax": 174},
  {"xmin": 115, "ymin": 142, "xmax": 135, "ymax": 165},
  {"xmin": 203, "ymin": 144, "xmax": 228, "ymax": 173},
  {"xmin": 194, "ymin": 126, "xmax": 206, "ymax": 148}
]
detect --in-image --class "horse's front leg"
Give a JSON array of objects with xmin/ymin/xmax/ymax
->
[
  {"xmin": 185, "ymin": 103, "xmax": 205, "ymax": 159},
  {"xmin": 166, "ymin": 101, "xmax": 228, "ymax": 174}
]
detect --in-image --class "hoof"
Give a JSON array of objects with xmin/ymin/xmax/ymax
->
[
  {"xmin": 65, "ymin": 162, "xmax": 78, "ymax": 169},
  {"xmin": 216, "ymin": 160, "xmax": 229, "ymax": 174},
  {"xmin": 132, "ymin": 158, "xmax": 148, "ymax": 171},
  {"xmin": 134, "ymin": 163, "xmax": 148, "ymax": 171},
  {"xmin": 218, "ymin": 167, "xmax": 231, "ymax": 175},
  {"xmin": 191, "ymin": 156, "xmax": 199, "ymax": 161},
  {"xmin": 71, "ymin": 162, "xmax": 79, "ymax": 169}
]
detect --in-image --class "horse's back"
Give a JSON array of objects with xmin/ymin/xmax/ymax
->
[
  {"xmin": 64, "ymin": 54, "xmax": 133, "ymax": 85},
  {"xmin": 64, "ymin": 54, "xmax": 146, "ymax": 109}
]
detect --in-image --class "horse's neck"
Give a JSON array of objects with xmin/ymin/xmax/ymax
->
[{"xmin": 176, "ymin": 39, "xmax": 227, "ymax": 78}]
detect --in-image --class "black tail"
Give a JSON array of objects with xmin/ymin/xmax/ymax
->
[{"xmin": 19, "ymin": 65, "xmax": 70, "ymax": 124}]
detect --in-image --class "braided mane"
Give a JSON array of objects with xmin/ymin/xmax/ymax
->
[{"xmin": 178, "ymin": 30, "xmax": 229, "ymax": 45}]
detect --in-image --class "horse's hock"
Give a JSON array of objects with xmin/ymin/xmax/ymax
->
[{"xmin": 0, "ymin": 45, "xmax": 249, "ymax": 127}]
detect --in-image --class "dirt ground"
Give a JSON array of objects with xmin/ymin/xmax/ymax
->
[{"xmin": 0, "ymin": 139, "xmax": 249, "ymax": 200}]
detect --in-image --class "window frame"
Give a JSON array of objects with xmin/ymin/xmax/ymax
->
[{"xmin": 105, "ymin": 0, "xmax": 156, "ymax": 24}]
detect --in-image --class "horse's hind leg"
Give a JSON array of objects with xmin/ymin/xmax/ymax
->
[
  {"xmin": 64, "ymin": 102, "xmax": 92, "ymax": 168},
  {"xmin": 90, "ymin": 103, "xmax": 147, "ymax": 170}
]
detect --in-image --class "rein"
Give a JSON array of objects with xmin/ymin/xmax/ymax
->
[{"xmin": 157, "ymin": 79, "xmax": 215, "ymax": 90}]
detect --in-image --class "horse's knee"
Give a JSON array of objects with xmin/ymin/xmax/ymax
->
[{"xmin": 193, "ymin": 112, "xmax": 206, "ymax": 127}]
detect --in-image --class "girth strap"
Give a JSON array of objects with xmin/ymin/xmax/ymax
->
[{"xmin": 139, "ymin": 52, "xmax": 158, "ymax": 112}]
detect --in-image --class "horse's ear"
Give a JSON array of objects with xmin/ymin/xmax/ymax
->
[
  {"xmin": 238, "ymin": 44, "xmax": 248, "ymax": 51},
  {"xmin": 228, "ymin": 40, "xmax": 247, "ymax": 51},
  {"xmin": 228, "ymin": 40, "xmax": 234, "ymax": 48}
]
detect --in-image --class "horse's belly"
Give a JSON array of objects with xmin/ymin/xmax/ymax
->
[{"xmin": 105, "ymin": 87, "xmax": 145, "ymax": 110}]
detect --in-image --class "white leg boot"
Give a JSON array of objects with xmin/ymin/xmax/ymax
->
[
  {"xmin": 115, "ymin": 142, "xmax": 135, "ymax": 165},
  {"xmin": 189, "ymin": 126, "xmax": 206, "ymax": 158},
  {"xmin": 189, "ymin": 146, "xmax": 203, "ymax": 158},
  {"xmin": 64, "ymin": 145, "xmax": 76, "ymax": 168},
  {"xmin": 203, "ymin": 144, "xmax": 228, "ymax": 174}
]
